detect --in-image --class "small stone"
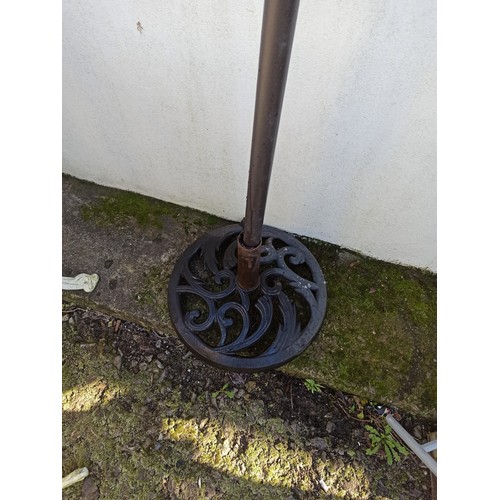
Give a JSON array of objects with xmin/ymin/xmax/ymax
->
[
  {"xmin": 408, "ymin": 490, "xmax": 423, "ymax": 498},
  {"xmin": 308, "ymin": 437, "xmax": 329, "ymax": 450},
  {"xmin": 81, "ymin": 476, "xmax": 99, "ymax": 500},
  {"xmin": 139, "ymin": 362, "xmax": 148, "ymax": 371},
  {"xmin": 319, "ymin": 478, "xmax": 329, "ymax": 493},
  {"xmin": 68, "ymin": 316, "xmax": 75, "ymax": 325},
  {"xmin": 203, "ymin": 481, "xmax": 217, "ymax": 497},
  {"xmin": 377, "ymin": 480, "xmax": 390, "ymax": 496},
  {"xmin": 336, "ymin": 251, "xmax": 359, "ymax": 267},
  {"xmin": 145, "ymin": 355, "xmax": 153, "ymax": 363},
  {"xmin": 326, "ymin": 421, "xmax": 335, "ymax": 433},
  {"xmin": 221, "ymin": 439, "xmax": 231, "ymax": 456},
  {"xmin": 62, "ymin": 314, "xmax": 69, "ymax": 322},
  {"xmin": 229, "ymin": 372, "xmax": 247, "ymax": 385},
  {"xmin": 110, "ymin": 428, "xmax": 122, "ymax": 438},
  {"xmin": 155, "ymin": 360, "xmax": 164, "ymax": 369},
  {"xmin": 113, "ymin": 355, "xmax": 122, "ymax": 370},
  {"xmin": 130, "ymin": 360, "xmax": 138, "ymax": 368},
  {"xmin": 413, "ymin": 425, "xmax": 423, "ymax": 441},
  {"xmin": 155, "ymin": 340, "xmax": 162, "ymax": 348},
  {"xmin": 158, "ymin": 369, "xmax": 167, "ymax": 383},
  {"xmin": 246, "ymin": 381, "xmax": 257, "ymax": 392}
]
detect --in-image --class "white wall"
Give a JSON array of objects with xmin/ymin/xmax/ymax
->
[{"xmin": 63, "ymin": 0, "xmax": 436, "ymax": 271}]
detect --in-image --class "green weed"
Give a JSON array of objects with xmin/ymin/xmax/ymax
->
[
  {"xmin": 365, "ymin": 424, "xmax": 409, "ymax": 465},
  {"xmin": 211, "ymin": 383, "xmax": 236, "ymax": 400},
  {"xmin": 304, "ymin": 379, "xmax": 324, "ymax": 394}
]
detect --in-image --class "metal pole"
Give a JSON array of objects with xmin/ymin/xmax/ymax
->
[
  {"xmin": 237, "ymin": 0, "xmax": 300, "ymax": 290},
  {"xmin": 168, "ymin": 0, "xmax": 327, "ymax": 371}
]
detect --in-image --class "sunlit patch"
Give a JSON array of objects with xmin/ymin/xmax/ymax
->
[
  {"xmin": 160, "ymin": 416, "xmax": 371, "ymax": 495},
  {"xmin": 162, "ymin": 418, "xmax": 199, "ymax": 442},
  {"xmin": 62, "ymin": 379, "xmax": 121, "ymax": 412}
]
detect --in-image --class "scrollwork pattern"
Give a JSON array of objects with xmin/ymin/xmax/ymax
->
[{"xmin": 173, "ymin": 227, "xmax": 324, "ymax": 359}]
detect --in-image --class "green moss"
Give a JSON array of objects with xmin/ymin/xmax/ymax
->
[
  {"xmin": 80, "ymin": 188, "xmax": 226, "ymax": 232},
  {"xmin": 134, "ymin": 265, "xmax": 170, "ymax": 323},
  {"xmin": 286, "ymin": 236, "xmax": 437, "ymax": 417},
  {"xmin": 205, "ymin": 214, "xmax": 219, "ymax": 226},
  {"xmin": 81, "ymin": 190, "xmax": 174, "ymax": 228}
]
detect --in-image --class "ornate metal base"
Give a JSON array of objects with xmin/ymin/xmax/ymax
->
[{"xmin": 168, "ymin": 224, "xmax": 327, "ymax": 371}]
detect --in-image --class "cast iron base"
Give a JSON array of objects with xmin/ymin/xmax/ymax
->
[{"xmin": 168, "ymin": 224, "xmax": 327, "ymax": 371}]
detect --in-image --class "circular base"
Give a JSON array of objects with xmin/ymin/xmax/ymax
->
[{"xmin": 168, "ymin": 224, "xmax": 327, "ymax": 372}]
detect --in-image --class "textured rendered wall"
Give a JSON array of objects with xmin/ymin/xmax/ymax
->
[{"xmin": 63, "ymin": 0, "xmax": 436, "ymax": 270}]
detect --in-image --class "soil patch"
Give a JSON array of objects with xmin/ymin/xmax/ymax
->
[{"xmin": 63, "ymin": 304, "xmax": 436, "ymax": 499}]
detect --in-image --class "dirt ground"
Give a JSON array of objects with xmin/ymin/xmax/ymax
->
[{"xmin": 62, "ymin": 304, "xmax": 436, "ymax": 499}]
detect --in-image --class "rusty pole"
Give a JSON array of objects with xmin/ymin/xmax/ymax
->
[{"xmin": 237, "ymin": 0, "xmax": 300, "ymax": 291}]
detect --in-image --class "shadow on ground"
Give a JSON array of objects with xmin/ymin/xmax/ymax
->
[{"xmin": 62, "ymin": 307, "xmax": 434, "ymax": 499}]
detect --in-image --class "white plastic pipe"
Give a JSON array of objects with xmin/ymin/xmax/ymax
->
[
  {"xmin": 62, "ymin": 467, "xmax": 89, "ymax": 489},
  {"xmin": 62, "ymin": 273, "xmax": 99, "ymax": 292},
  {"xmin": 422, "ymin": 440, "xmax": 437, "ymax": 452},
  {"xmin": 386, "ymin": 414, "xmax": 437, "ymax": 476}
]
